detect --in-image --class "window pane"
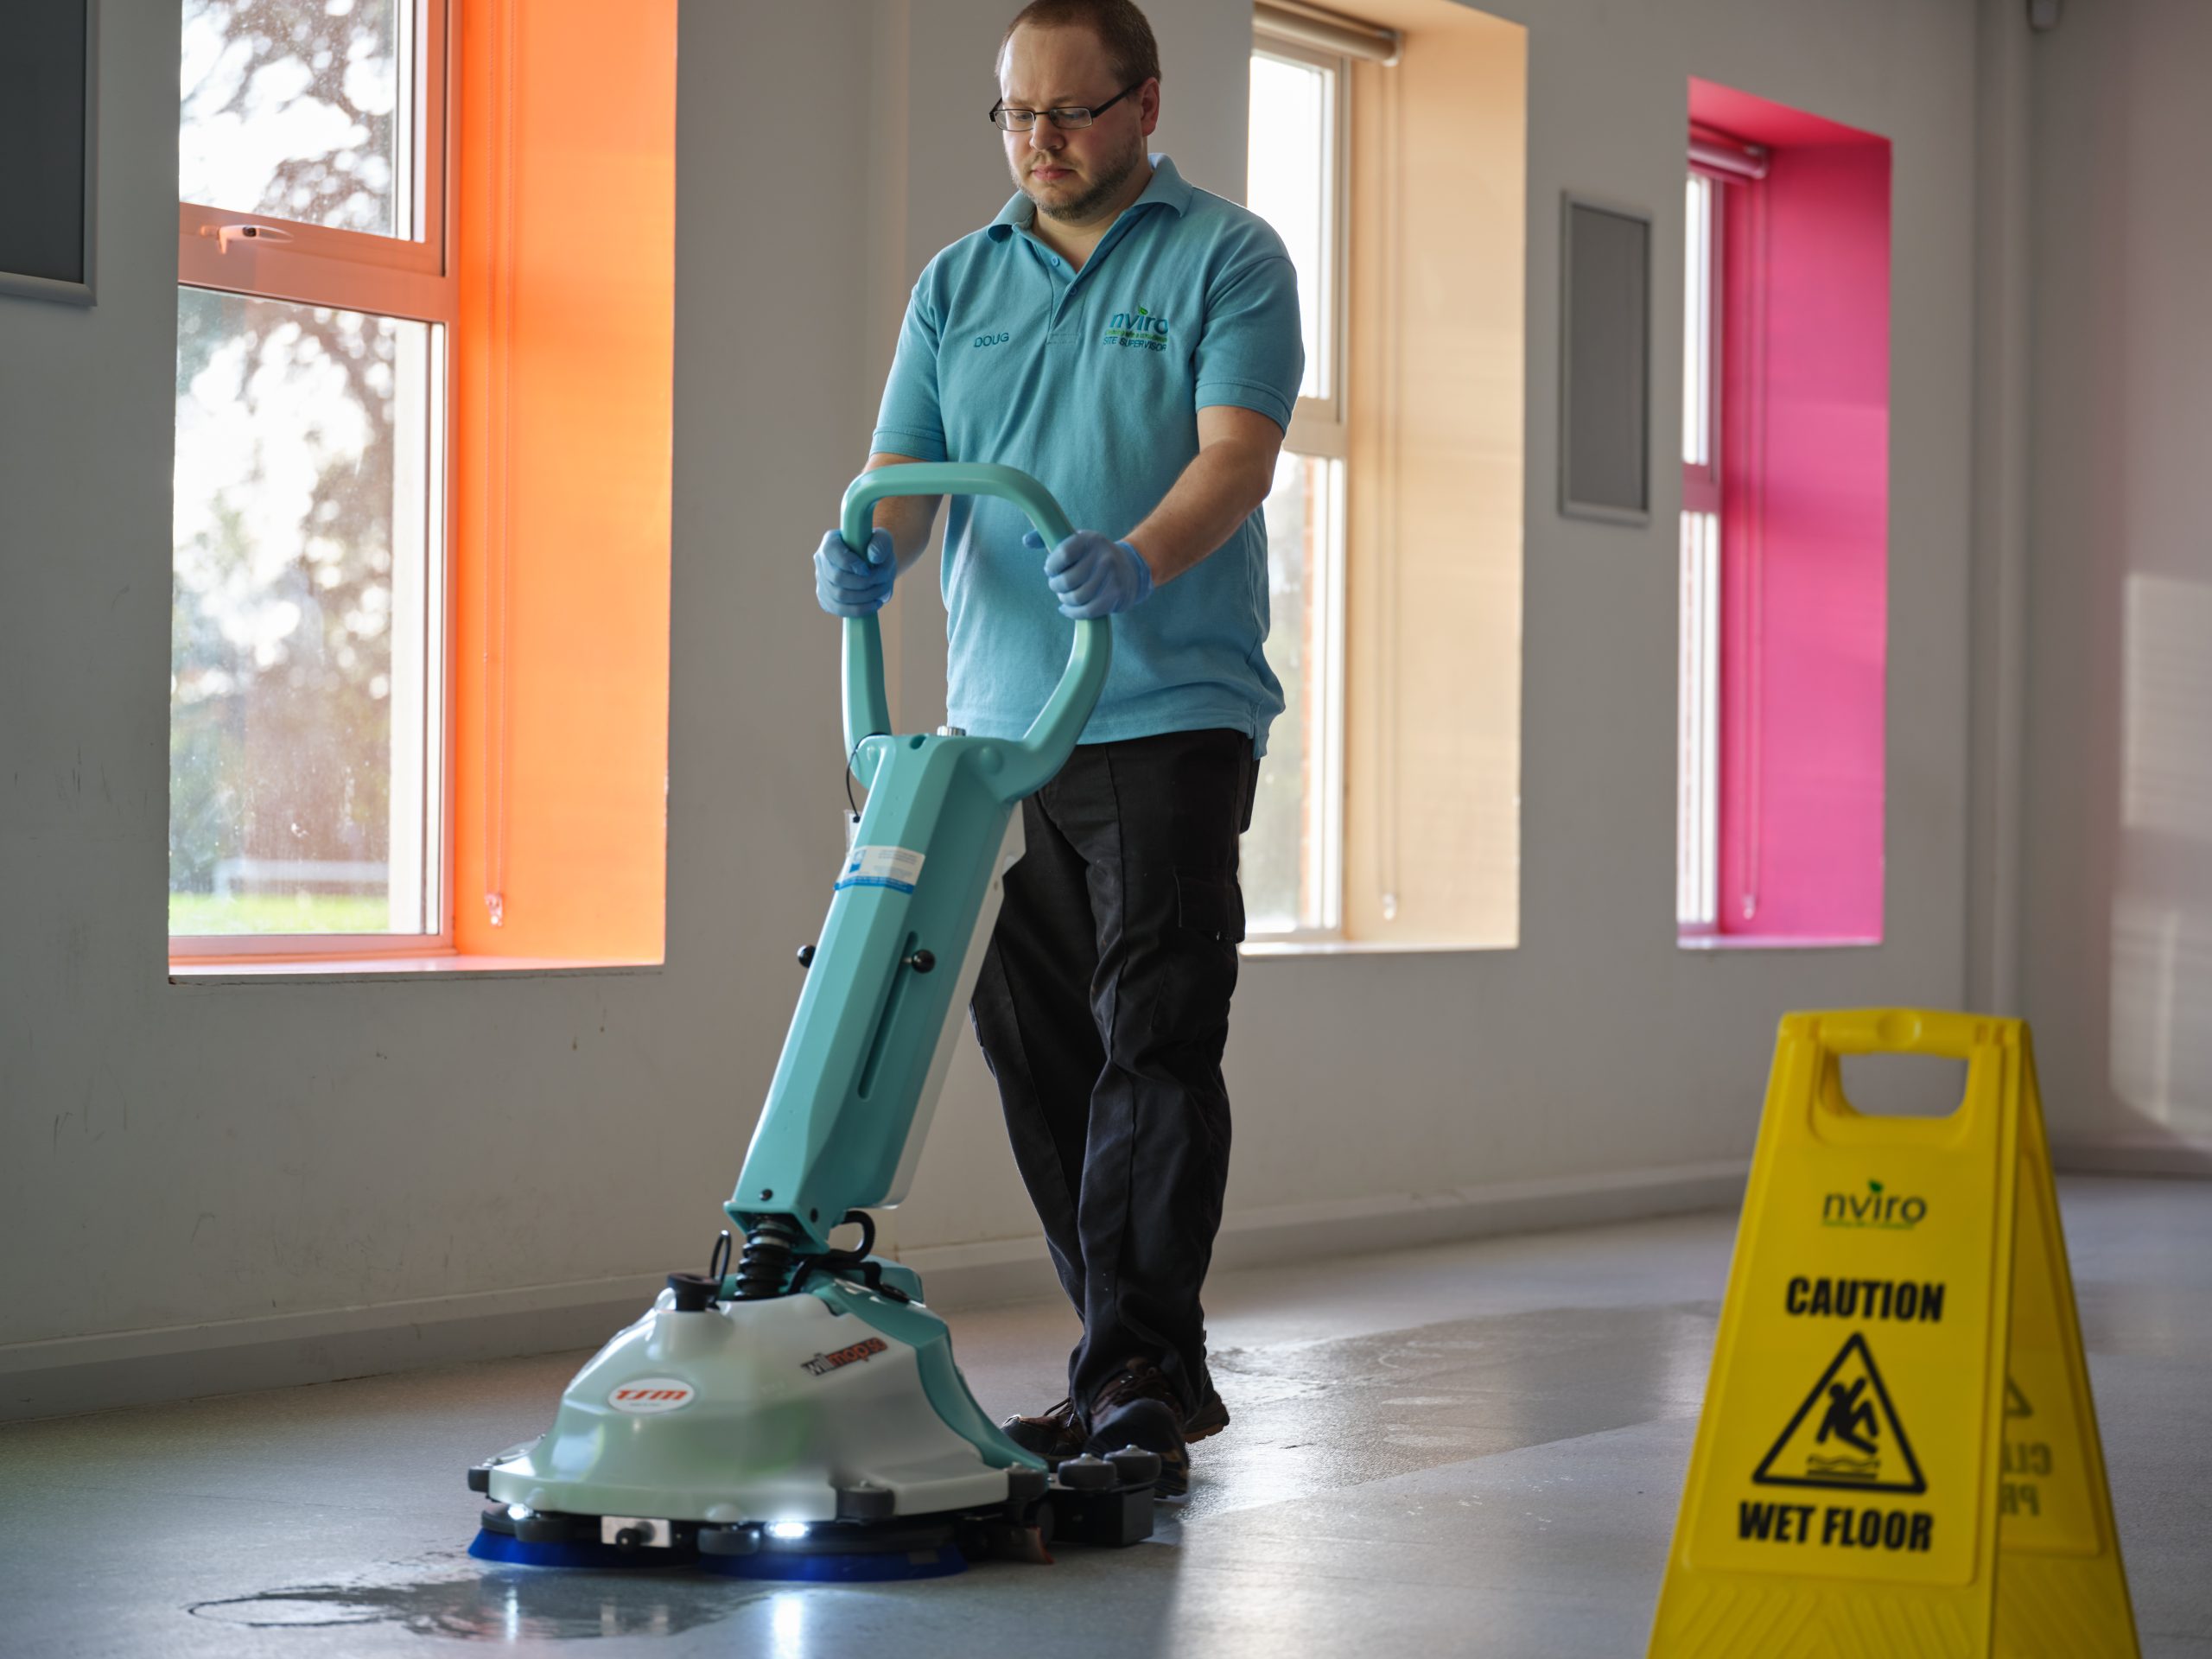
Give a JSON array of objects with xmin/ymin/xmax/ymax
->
[
  {"xmin": 180, "ymin": 0, "xmax": 409, "ymax": 237},
  {"xmin": 1680, "ymin": 169, "xmax": 1721, "ymax": 931},
  {"xmin": 171, "ymin": 289, "xmax": 440, "ymax": 936},
  {"xmin": 1677, "ymin": 509, "xmax": 1720, "ymax": 930},
  {"xmin": 1248, "ymin": 52, "xmax": 1332, "ymax": 401},
  {"xmin": 1244, "ymin": 450, "xmax": 1340, "ymax": 934},
  {"xmin": 1683, "ymin": 172, "xmax": 1717, "ymax": 467}
]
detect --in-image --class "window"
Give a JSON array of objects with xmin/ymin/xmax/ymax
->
[
  {"xmin": 1677, "ymin": 83, "xmax": 1891, "ymax": 948},
  {"xmin": 172, "ymin": 0, "xmax": 453, "ymax": 950},
  {"xmin": 1244, "ymin": 3, "xmax": 1527, "ymax": 950},
  {"xmin": 1244, "ymin": 39, "xmax": 1351, "ymax": 938},
  {"xmin": 169, "ymin": 2, "xmax": 679, "ymax": 972}
]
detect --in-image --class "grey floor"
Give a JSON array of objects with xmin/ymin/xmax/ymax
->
[{"xmin": 3, "ymin": 1176, "xmax": 2206, "ymax": 1657}]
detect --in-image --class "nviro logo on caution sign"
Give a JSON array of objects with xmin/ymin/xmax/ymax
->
[
  {"xmin": 1821, "ymin": 1178, "xmax": 1928, "ymax": 1230},
  {"xmin": 607, "ymin": 1377, "xmax": 696, "ymax": 1414}
]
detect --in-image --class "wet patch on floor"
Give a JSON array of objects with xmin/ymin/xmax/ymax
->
[
  {"xmin": 188, "ymin": 1570, "xmax": 766, "ymax": 1640},
  {"xmin": 1188, "ymin": 1302, "xmax": 1720, "ymax": 1518}
]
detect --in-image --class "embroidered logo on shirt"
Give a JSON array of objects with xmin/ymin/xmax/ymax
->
[
  {"xmin": 1103, "ymin": 305, "xmax": 1169, "ymax": 352},
  {"xmin": 973, "ymin": 331, "xmax": 1012, "ymax": 348}
]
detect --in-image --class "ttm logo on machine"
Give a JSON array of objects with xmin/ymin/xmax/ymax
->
[{"xmin": 607, "ymin": 1376, "xmax": 696, "ymax": 1414}]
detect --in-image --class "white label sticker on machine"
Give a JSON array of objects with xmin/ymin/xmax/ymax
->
[{"xmin": 836, "ymin": 845, "xmax": 925, "ymax": 894}]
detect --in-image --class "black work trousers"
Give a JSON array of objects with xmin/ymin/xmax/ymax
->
[{"xmin": 969, "ymin": 727, "xmax": 1256, "ymax": 1421}]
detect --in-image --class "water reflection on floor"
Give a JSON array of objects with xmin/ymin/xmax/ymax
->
[{"xmin": 190, "ymin": 1572, "xmax": 768, "ymax": 1641}]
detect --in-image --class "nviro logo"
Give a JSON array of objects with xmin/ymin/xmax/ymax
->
[
  {"xmin": 1821, "ymin": 1179, "xmax": 1927, "ymax": 1230},
  {"xmin": 607, "ymin": 1376, "xmax": 696, "ymax": 1414},
  {"xmin": 1103, "ymin": 305, "xmax": 1169, "ymax": 352}
]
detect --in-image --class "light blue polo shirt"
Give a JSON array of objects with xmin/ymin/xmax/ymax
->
[{"xmin": 872, "ymin": 155, "xmax": 1303, "ymax": 754}]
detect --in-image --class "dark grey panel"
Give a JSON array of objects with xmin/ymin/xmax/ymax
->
[
  {"xmin": 0, "ymin": 0, "xmax": 92, "ymax": 296},
  {"xmin": 1560, "ymin": 195, "xmax": 1651, "ymax": 524}
]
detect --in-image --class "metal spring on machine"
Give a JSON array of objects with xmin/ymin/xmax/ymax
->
[{"xmin": 734, "ymin": 1217, "xmax": 803, "ymax": 1300}]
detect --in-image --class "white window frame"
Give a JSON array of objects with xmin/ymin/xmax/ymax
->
[
  {"xmin": 1247, "ymin": 29, "xmax": 1351, "ymax": 940},
  {"xmin": 1252, "ymin": 33, "xmax": 1351, "ymax": 454},
  {"xmin": 170, "ymin": 0, "xmax": 458, "ymax": 959},
  {"xmin": 1677, "ymin": 166, "xmax": 1724, "ymax": 934}
]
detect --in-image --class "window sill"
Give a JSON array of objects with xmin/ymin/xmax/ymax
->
[
  {"xmin": 1675, "ymin": 931, "xmax": 1880, "ymax": 952},
  {"xmin": 1241, "ymin": 937, "xmax": 1516, "ymax": 958},
  {"xmin": 168, "ymin": 951, "xmax": 662, "ymax": 985}
]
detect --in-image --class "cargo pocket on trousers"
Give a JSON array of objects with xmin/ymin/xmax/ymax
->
[
  {"xmin": 1149, "ymin": 869, "xmax": 1244, "ymax": 1055},
  {"xmin": 1174, "ymin": 869, "xmax": 1246, "ymax": 944}
]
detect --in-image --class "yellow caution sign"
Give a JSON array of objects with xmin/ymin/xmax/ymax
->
[{"xmin": 1649, "ymin": 1010, "xmax": 2138, "ymax": 1657}]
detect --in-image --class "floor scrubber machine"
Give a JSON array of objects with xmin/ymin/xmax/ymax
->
[{"xmin": 467, "ymin": 464, "xmax": 1160, "ymax": 1581}]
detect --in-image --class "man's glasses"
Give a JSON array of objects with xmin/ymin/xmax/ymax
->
[{"xmin": 988, "ymin": 82, "xmax": 1143, "ymax": 131}]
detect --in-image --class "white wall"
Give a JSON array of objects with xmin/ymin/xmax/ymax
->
[
  {"xmin": 0, "ymin": 0, "xmax": 1989, "ymax": 1414},
  {"xmin": 2017, "ymin": 0, "xmax": 2212, "ymax": 1164}
]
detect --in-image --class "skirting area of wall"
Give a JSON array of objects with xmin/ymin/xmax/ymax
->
[
  {"xmin": 2051, "ymin": 1141, "xmax": 2212, "ymax": 1180},
  {"xmin": 0, "ymin": 1160, "xmax": 1747, "ymax": 1423}
]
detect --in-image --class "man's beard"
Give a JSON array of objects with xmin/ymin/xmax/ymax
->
[{"xmin": 1030, "ymin": 134, "xmax": 1142, "ymax": 224}]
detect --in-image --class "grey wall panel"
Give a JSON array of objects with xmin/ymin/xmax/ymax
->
[
  {"xmin": 1560, "ymin": 195, "xmax": 1651, "ymax": 523},
  {"xmin": 0, "ymin": 0, "xmax": 94, "ymax": 300}
]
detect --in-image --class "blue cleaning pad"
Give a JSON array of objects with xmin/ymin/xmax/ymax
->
[
  {"xmin": 469, "ymin": 1529, "xmax": 967, "ymax": 1580},
  {"xmin": 702, "ymin": 1544, "xmax": 967, "ymax": 1582},
  {"xmin": 468, "ymin": 1529, "xmax": 671, "ymax": 1571}
]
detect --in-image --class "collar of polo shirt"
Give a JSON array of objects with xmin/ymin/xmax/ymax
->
[{"xmin": 988, "ymin": 152, "xmax": 1196, "ymax": 239}]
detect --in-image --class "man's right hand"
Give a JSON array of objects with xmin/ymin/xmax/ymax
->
[{"xmin": 814, "ymin": 527, "xmax": 896, "ymax": 617}]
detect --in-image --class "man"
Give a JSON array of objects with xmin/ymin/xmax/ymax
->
[{"xmin": 811, "ymin": 0, "xmax": 1301, "ymax": 1496}]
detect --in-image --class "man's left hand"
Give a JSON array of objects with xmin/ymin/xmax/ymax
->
[{"xmin": 1026, "ymin": 530, "xmax": 1156, "ymax": 620}]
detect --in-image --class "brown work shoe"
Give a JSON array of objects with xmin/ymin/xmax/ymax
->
[
  {"xmin": 1000, "ymin": 1396, "xmax": 1084, "ymax": 1461},
  {"xmin": 1084, "ymin": 1358, "xmax": 1191, "ymax": 1497},
  {"xmin": 1186, "ymin": 1376, "xmax": 1231, "ymax": 1443}
]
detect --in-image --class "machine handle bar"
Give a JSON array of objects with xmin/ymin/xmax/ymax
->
[{"xmin": 837, "ymin": 463, "xmax": 1111, "ymax": 798}]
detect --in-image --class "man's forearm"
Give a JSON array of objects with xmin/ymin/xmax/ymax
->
[
  {"xmin": 1123, "ymin": 416, "xmax": 1281, "ymax": 587},
  {"xmin": 861, "ymin": 452, "xmax": 944, "ymax": 575}
]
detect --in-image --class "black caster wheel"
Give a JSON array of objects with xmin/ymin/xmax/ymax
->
[
  {"xmin": 1104, "ymin": 1445, "xmax": 1162, "ymax": 1486},
  {"xmin": 1054, "ymin": 1453, "xmax": 1117, "ymax": 1491}
]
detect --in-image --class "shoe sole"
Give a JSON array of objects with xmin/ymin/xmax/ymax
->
[{"xmin": 1018, "ymin": 1398, "xmax": 1228, "ymax": 1458}]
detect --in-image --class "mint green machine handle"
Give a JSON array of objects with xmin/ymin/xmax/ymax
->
[{"xmin": 837, "ymin": 463, "xmax": 1110, "ymax": 798}]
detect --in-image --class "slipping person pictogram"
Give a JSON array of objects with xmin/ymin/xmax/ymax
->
[
  {"xmin": 1818, "ymin": 1377, "xmax": 1881, "ymax": 1459},
  {"xmin": 1754, "ymin": 1332, "xmax": 1927, "ymax": 1495}
]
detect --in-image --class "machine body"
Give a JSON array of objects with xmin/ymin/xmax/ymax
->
[{"xmin": 469, "ymin": 466, "xmax": 1154, "ymax": 1579}]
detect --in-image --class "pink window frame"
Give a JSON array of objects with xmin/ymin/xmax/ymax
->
[{"xmin": 1685, "ymin": 80, "xmax": 1891, "ymax": 948}]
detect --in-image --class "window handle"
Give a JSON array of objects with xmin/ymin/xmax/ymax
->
[{"xmin": 207, "ymin": 223, "xmax": 295, "ymax": 253}]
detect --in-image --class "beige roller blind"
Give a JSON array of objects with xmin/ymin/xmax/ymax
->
[
  {"xmin": 1341, "ymin": 2, "xmax": 1525, "ymax": 946},
  {"xmin": 1255, "ymin": 2, "xmax": 1402, "ymax": 66}
]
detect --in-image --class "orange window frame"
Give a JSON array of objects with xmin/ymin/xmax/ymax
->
[{"xmin": 171, "ymin": 0, "xmax": 676, "ymax": 970}]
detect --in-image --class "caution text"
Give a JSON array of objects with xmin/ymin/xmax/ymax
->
[
  {"xmin": 1783, "ymin": 1276, "xmax": 1945, "ymax": 1322},
  {"xmin": 2001, "ymin": 1439, "xmax": 2052, "ymax": 1519}
]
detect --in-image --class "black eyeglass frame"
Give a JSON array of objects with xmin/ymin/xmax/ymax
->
[{"xmin": 988, "ymin": 81, "xmax": 1147, "ymax": 132}]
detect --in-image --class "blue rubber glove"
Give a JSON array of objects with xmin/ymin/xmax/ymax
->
[
  {"xmin": 1024, "ymin": 529, "xmax": 1154, "ymax": 620},
  {"xmin": 814, "ymin": 526, "xmax": 896, "ymax": 617}
]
